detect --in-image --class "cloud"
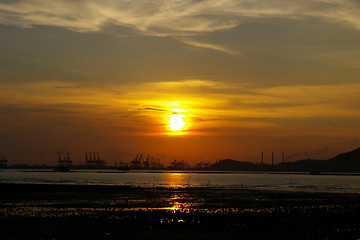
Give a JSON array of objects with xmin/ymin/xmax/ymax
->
[
  {"xmin": 0, "ymin": 102, "xmax": 107, "ymax": 116},
  {"xmin": 47, "ymin": 103, "xmax": 106, "ymax": 109},
  {"xmin": 0, "ymin": 104, "xmax": 72, "ymax": 114},
  {"xmin": 180, "ymin": 38, "xmax": 240, "ymax": 55},
  {"xmin": 1, "ymin": 0, "xmax": 360, "ymax": 36},
  {"xmin": 2, "ymin": 79, "xmax": 360, "ymax": 136},
  {"xmin": 138, "ymin": 107, "xmax": 167, "ymax": 112},
  {"xmin": 54, "ymin": 85, "xmax": 81, "ymax": 89},
  {"xmin": 1, "ymin": 0, "xmax": 360, "ymax": 55}
]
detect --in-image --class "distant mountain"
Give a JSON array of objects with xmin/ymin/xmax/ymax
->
[
  {"xmin": 210, "ymin": 159, "xmax": 256, "ymax": 171},
  {"xmin": 326, "ymin": 147, "xmax": 360, "ymax": 171},
  {"xmin": 279, "ymin": 147, "xmax": 360, "ymax": 172},
  {"xmin": 208, "ymin": 147, "xmax": 360, "ymax": 172},
  {"xmin": 278, "ymin": 159, "xmax": 325, "ymax": 172}
]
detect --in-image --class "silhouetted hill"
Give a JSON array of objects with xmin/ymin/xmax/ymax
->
[
  {"xmin": 210, "ymin": 159, "xmax": 256, "ymax": 171},
  {"xmin": 326, "ymin": 147, "xmax": 360, "ymax": 171},
  {"xmin": 278, "ymin": 159, "xmax": 325, "ymax": 172},
  {"xmin": 278, "ymin": 147, "xmax": 360, "ymax": 172},
  {"xmin": 208, "ymin": 147, "xmax": 360, "ymax": 172}
]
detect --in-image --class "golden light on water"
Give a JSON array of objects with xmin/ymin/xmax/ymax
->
[{"xmin": 166, "ymin": 172, "xmax": 190, "ymax": 188}]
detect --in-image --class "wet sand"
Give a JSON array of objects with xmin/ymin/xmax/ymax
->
[{"xmin": 1, "ymin": 183, "xmax": 360, "ymax": 239}]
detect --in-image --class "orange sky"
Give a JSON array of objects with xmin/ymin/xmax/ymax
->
[{"xmin": 1, "ymin": 1, "xmax": 360, "ymax": 166}]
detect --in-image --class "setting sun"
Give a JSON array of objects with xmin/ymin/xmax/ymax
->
[{"xmin": 168, "ymin": 114, "xmax": 186, "ymax": 131}]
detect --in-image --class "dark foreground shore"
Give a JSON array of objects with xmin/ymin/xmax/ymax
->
[{"xmin": 1, "ymin": 183, "xmax": 360, "ymax": 240}]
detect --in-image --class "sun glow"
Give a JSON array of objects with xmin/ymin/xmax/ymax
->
[{"xmin": 168, "ymin": 114, "xmax": 186, "ymax": 131}]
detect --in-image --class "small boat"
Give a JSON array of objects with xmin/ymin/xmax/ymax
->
[
  {"xmin": 54, "ymin": 166, "xmax": 71, "ymax": 172},
  {"xmin": 117, "ymin": 160, "xmax": 130, "ymax": 171},
  {"xmin": 117, "ymin": 165, "xmax": 130, "ymax": 171}
]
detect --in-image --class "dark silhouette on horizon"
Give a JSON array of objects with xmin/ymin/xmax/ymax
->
[
  {"xmin": 211, "ymin": 147, "xmax": 360, "ymax": 173},
  {"xmin": 3, "ymin": 147, "xmax": 360, "ymax": 173}
]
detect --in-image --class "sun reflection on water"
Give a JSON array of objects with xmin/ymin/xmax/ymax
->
[
  {"xmin": 165, "ymin": 172, "xmax": 190, "ymax": 188},
  {"xmin": 160, "ymin": 173, "xmax": 200, "ymax": 212}
]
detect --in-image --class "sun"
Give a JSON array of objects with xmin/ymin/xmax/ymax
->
[{"xmin": 168, "ymin": 114, "xmax": 185, "ymax": 131}]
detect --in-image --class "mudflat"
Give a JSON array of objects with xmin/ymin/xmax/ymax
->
[{"xmin": 1, "ymin": 183, "xmax": 360, "ymax": 239}]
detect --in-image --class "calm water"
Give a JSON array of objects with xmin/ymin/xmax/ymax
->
[{"xmin": 1, "ymin": 169, "xmax": 360, "ymax": 192}]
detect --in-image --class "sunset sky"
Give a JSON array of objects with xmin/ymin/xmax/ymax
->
[{"xmin": 1, "ymin": 0, "xmax": 360, "ymax": 166}]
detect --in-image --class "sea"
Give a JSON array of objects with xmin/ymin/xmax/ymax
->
[{"xmin": 1, "ymin": 169, "xmax": 360, "ymax": 193}]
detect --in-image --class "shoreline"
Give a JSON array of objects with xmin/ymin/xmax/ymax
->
[
  {"xmin": 1, "ymin": 182, "xmax": 360, "ymax": 239},
  {"xmin": 1, "ymin": 181, "xmax": 359, "ymax": 194}
]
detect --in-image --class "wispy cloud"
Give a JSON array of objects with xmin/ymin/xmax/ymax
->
[
  {"xmin": 138, "ymin": 107, "xmax": 167, "ymax": 112},
  {"xmin": 15, "ymin": 80, "xmax": 360, "ymax": 116},
  {"xmin": 180, "ymin": 38, "xmax": 240, "ymax": 55},
  {"xmin": 0, "ymin": 79, "xmax": 360, "ymax": 135},
  {"xmin": 1, "ymin": 0, "xmax": 360, "ymax": 36},
  {"xmin": 1, "ymin": 0, "xmax": 360, "ymax": 55}
]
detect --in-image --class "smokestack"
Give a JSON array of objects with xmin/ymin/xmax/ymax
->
[
  {"xmin": 58, "ymin": 152, "xmax": 61, "ymax": 161},
  {"xmin": 272, "ymin": 152, "xmax": 274, "ymax": 166},
  {"xmin": 261, "ymin": 152, "xmax": 264, "ymax": 166},
  {"xmin": 67, "ymin": 152, "xmax": 70, "ymax": 161},
  {"xmin": 93, "ymin": 152, "xmax": 96, "ymax": 161},
  {"xmin": 97, "ymin": 152, "xmax": 100, "ymax": 161},
  {"xmin": 282, "ymin": 152, "xmax": 284, "ymax": 163},
  {"xmin": 85, "ymin": 152, "xmax": 88, "ymax": 161}
]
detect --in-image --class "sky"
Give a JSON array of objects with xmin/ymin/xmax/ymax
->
[{"xmin": 1, "ymin": 0, "xmax": 360, "ymax": 166}]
